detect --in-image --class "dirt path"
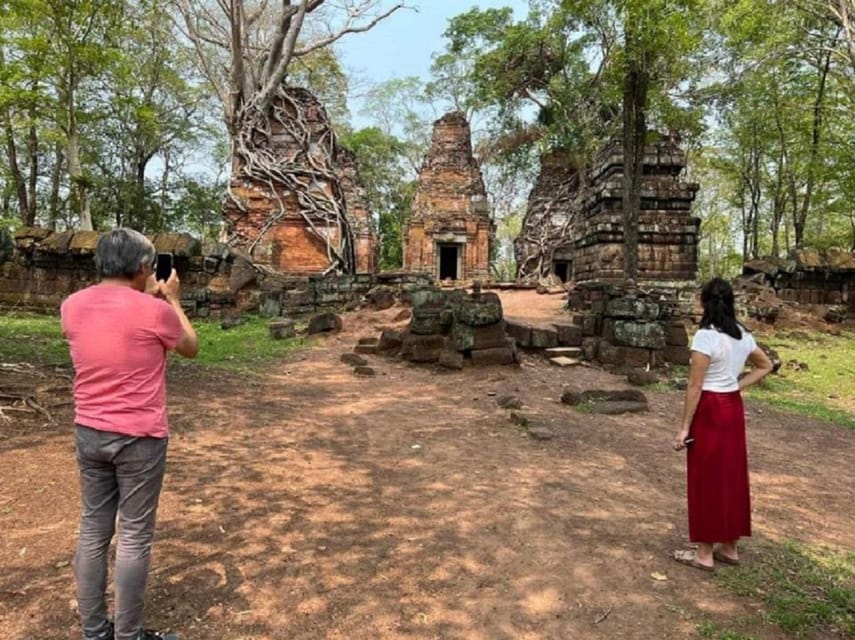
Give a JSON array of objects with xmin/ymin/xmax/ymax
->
[{"xmin": 2, "ymin": 304, "xmax": 853, "ymax": 639}]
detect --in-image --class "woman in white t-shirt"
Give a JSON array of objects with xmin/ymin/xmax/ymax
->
[{"xmin": 672, "ymin": 278, "xmax": 773, "ymax": 572}]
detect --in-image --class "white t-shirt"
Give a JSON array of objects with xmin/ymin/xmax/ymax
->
[{"xmin": 690, "ymin": 327, "xmax": 758, "ymax": 392}]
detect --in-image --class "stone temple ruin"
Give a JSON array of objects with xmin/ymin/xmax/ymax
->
[
  {"xmin": 743, "ymin": 249, "xmax": 855, "ymax": 312},
  {"xmin": 516, "ymin": 138, "xmax": 700, "ymax": 285},
  {"xmin": 514, "ymin": 150, "xmax": 579, "ymax": 283},
  {"xmin": 223, "ymin": 87, "xmax": 376, "ymax": 276},
  {"xmin": 403, "ymin": 112, "xmax": 493, "ymax": 282}
]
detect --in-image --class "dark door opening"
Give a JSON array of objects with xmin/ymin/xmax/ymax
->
[
  {"xmin": 553, "ymin": 261, "xmax": 571, "ymax": 283},
  {"xmin": 439, "ymin": 244, "xmax": 459, "ymax": 280}
]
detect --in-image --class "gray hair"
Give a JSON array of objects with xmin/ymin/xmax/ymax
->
[{"xmin": 95, "ymin": 228, "xmax": 156, "ymax": 279}]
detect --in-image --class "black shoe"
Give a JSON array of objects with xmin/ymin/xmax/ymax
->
[
  {"xmin": 84, "ymin": 621, "xmax": 114, "ymax": 640},
  {"xmin": 138, "ymin": 631, "xmax": 179, "ymax": 640}
]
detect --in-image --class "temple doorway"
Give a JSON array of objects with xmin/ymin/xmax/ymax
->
[{"xmin": 438, "ymin": 243, "xmax": 461, "ymax": 280}]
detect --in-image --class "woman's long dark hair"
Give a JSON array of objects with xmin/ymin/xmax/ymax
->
[{"xmin": 700, "ymin": 277, "xmax": 743, "ymax": 339}]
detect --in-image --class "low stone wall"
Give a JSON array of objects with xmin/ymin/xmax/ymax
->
[
  {"xmin": 0, "ymin": 227, "xmax": 432, "ymax": 319},
  {"xmin": 566, "ymin": 281, "xmax": 696, "ymax": 369},
  {"xmin": 743, "ymin": 249, "xmax": 855, "ymax": 311}
]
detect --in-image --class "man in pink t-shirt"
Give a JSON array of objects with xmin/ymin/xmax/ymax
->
[{"xmin": 61, "ymin": 228, "xmax": 198, "ymax": 640}]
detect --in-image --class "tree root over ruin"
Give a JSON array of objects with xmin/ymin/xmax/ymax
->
[{"xmin": 227, "ymin": 86, "xmax": 355, "ymax": 275}]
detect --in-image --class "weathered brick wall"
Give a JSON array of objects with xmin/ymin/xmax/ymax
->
[
  {"xmin": 0, "ymin": 228, "xmax": 431, "ymax": 319},
  {"xmin": 404, "ymin": 112, "xmax": 493, "ymax": 281},
  {"xmin": 516, "ymin": 138, "xmax": 700, "ymax": 285},
  {"xmin": 515, "ymin": 151, "xmax": 580, "ymax": 281},
  {"xmin": 573, "ymin": 140, "xmax": 700, "ymax": 283},
  {"xmin": 743, "ymin": 249, "xmax": 855, "ymax": 311},
  {"xmin": 223, "ymin": 87, "xmax": 370, "ymax": 276},
  {"xmin": 0, "ymin": 227, "xmax": 237, "ymax": 317}
]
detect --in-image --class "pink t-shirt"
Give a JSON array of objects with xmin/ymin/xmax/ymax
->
[{"xmin": 61, "ymin": 285, "xmax": 184, "ymax": 438}]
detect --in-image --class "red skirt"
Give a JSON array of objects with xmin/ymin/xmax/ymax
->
[{"xmin": 687, "ymin": 390, "xmax": 752, "ymax": 542}]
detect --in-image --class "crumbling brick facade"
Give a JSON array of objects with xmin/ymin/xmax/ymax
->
[
  {"xmin": 573, "ymin": 139, "xmax": 700, "ymax": 283},
  {"xmin": 222, "ymin": 87, "xmax": 364, "ymax": 276},
  {"xmin": 743, "ymin": 249, "xmax": 855, "ymax": 311},
  {"xmin": 514, "ymin": 150, "xmax": 579, "ymax": 283},
  {"xmin": 404, "ymin": 112, "xmax": 492, "ymax": 282},
  {"xmin": 0, "ymin": 227, "xmax": 423, "ymax": 318},
  {"xmin": 515, "ymin": 138, "xmax": 700, "ymax": 285}
]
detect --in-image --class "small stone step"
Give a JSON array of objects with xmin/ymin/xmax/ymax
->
[
  {"xmin": 354, "ymin": 343, "xmax": 379, "ymax": 355},
  {"xmin": 545, "ymin": 347, "xmax": 583, "ymax": 358},
  {"xmin": 549, "ymin": 356, "xmax": 581, "ymax": 367}
]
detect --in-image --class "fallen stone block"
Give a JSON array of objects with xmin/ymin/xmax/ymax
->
[
  {"xmin": 221, "ymin": 316, "xmax": 246, "ymax": 330},
  {"xmin": 353, "ymin": 366, "xmax": 376, "ymax": 377},
  {"xmin": 561, "ymin": 388, "xmax": 647, "ymax": 406},
  {"xmin": 471, "ymin": 346, "xmax": 516, "ymax": 366},
  {"xmin": 627, "ymin": 369, "xmax": 658, "ymax": 386},
  {"xmin": 377, "ymin": 329, "xmax": 404, "ymax": 354},
  {"xmin": 438, "ymin": 349, "xmax": 464, "ymax": 370},
  {"xmin": 549, "ymin": 357, "xmax": 581, "ymax": 367},
  {"xmin": 451, "ymin": 320, "xmax": 506, "ymax": 351},
  {"xmin": 365, "ymin": 285, "xmax": 396, "ymax": 310},
  {"xmin": 355, "ymin": 343, "xmax": 379, "ymax": 355},
  {"xmin": 504, "ymin": 317, "xmax": 532, "ymax": 347},
  {"xmin": 530, "ymin": 325, "xmax": 559, "ymax": 349},
  {"xmin": 497, "ymin": 395, "xmax": 522, "ymax": 410},
  {"xmin": 402, "ymin": 333, "xmax": 445, "ymax": 363},
  {"xmin": 588, "ymin": 400, "xmax": 648, "ymax": 414},
  {"xmin": 268, "ymin": 320, "xmax": 295, "ymax": 340},
  {"xmin": 307, "ymin": 312, "xmax": 342, "ymax": 334},
  {"xmin": 528, "ymin": 426, "xmax": 554, "ymax": 440},
  {"xmin": 552, "ymin": 322, "xmax": 583, "ymax": 346},
  {"xmin": 341, "ymin": 353, "xmax": 368, "ymax": 366}
]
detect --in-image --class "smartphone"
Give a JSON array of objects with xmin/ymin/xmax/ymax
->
[{"xmin": 155, "ymin": 253, "xmax": 173, "ymax": 282}]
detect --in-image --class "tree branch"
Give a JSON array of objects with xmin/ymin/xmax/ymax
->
[{"xmin": 294, "ymin": 3, "xmax": 406, "ymax": 57}]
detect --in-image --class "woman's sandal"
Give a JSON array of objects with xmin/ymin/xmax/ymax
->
[
  {"xmin": 713, "ymin": 550, "xmax": 740, "ymax": 566},
  {"xmin": 673, "ymin": 549, "xmax": 715, "ymax": 573}
]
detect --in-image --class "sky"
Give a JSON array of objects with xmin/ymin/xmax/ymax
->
[{"xmin": 336, "ymin": 0, "xmax": 529, "ymax": 127}]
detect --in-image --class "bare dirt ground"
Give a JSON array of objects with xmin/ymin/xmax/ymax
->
[{"xmin": 2, "ymin": 292, "xmax": 854, "ymax": 640}]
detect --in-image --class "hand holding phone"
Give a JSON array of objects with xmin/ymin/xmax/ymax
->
[{"xmin": 155, "ymin": 253, "xmax": 173, "ymax": 282}]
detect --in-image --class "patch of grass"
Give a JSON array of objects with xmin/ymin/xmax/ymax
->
[
  {"xmin": 0, "ymin": 312, "xmax": 69, "ymax": 365},
  {"xmin": 714, "ymin": 539, "xmax": 855, "ymax": 638},
  {"xmin": 188, "ymin": 316, "xmax": 308, "ymax": 371},
  {"xmin": 0, "ymin": 312, "xmax": 308, "ymax": 371},
  {"xmin": 695, "ymin": 622, "xmax": 756, "ymax": 640},
  {"xmin": 747, "ymin": 329, "xmax": 855, "ymax": 428}
]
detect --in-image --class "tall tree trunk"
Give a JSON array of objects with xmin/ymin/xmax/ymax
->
[
  {"xmin": 794, "ymin": 42, "xmax": 833, "ymax": 247},
  {"xmin": 66, "ymin": 82, "xmax": 92, "ymax": 230},
  {"xmin": 622, "ymin": 30, "xmax": 649, "ymax": 282},
  {"xmin": 2, "ymin": 110, "xmax": 30, "ymax": 224},
  {"xmin": 25, "ymin": 123, "xmax": 38, "ymax": 226},
  {"xmin": 134, "ymin": 157, "xmax": 149, "ymax": 229},
  {"xmin": 48, "ymin": 143, "xmax": 65, "ymax": 230}
]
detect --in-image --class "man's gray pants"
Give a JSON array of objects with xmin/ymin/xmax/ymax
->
[{"xmin": 74, "ymin": 425, "xmax": 167, "ymax": 640}]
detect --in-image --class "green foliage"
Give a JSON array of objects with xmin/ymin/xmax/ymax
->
[
  {"xmin": 714, "ymin": 539, "xmax": 855, "ymax": 638},
  {"xmin": 745, "ymin": 329, "xmax": 855, "ymax": 428},
  {"xmin": 340, "ymin": 126, "xmax": 417, "ymax": 270},
  {"xmin": 0, "ymin": 312, "xmax": 69, "ymax": 365},
  {"xmin": 0, "ymin": 0, "xmax": 222, "ymax": 232},
  {"xmin": 695, "ymin": 622, "xmax": 756, "ymax": 640},
  {"xmin": 188, "ymin": 317, "xmax": 308, "ymax": 372},
  {"xmin": 0, "ymin": 312, "xmax": 307, "ymax": 371}
]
